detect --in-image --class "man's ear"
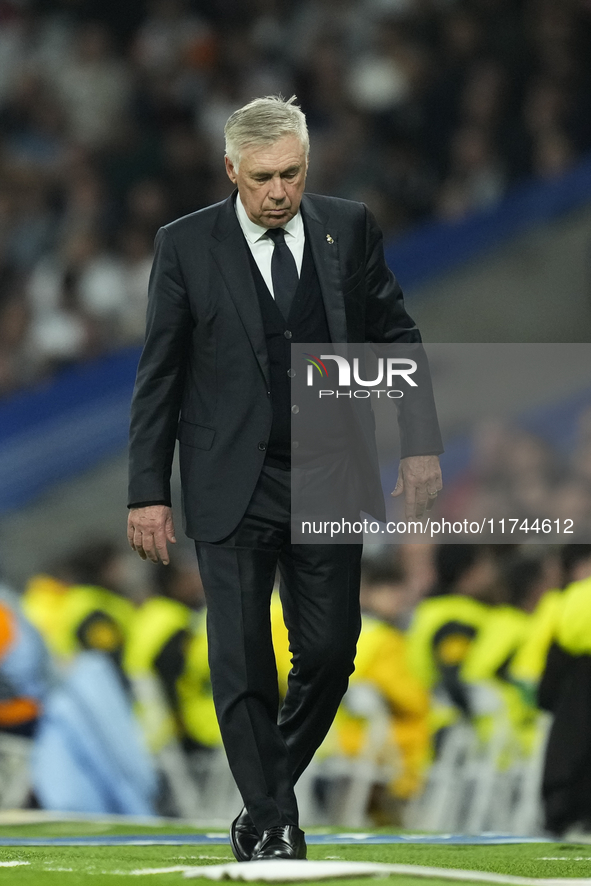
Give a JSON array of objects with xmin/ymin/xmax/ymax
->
[{"xmin": 225, "ymin": 155, "xmax": 238, "ymax": 185}]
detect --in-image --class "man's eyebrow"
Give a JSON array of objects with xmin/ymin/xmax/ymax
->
[{"xmin": 251, "ymin": 164, "xmax": 302, "ymax": 178}]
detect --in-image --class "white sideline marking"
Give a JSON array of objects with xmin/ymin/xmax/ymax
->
[
  {"xmin": 177, "ymin": 859, "xmax": 591, "ymax": 883},
  {"xmin": 0, "ymin": 861, "xmax": 30, "ymax": 867},
  {"xmin": 130, "ymin": 866, "xmax": 196, "ymax": 875},
  {"xmin": 127, "ymin": 852, "xmax": 229, "ymax": 873}
]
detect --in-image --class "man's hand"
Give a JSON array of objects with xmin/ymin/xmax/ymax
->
[
  {"xmin": 127, "ymin": 505, "xmax": 176, "ymax": 565},
  {"xmin": 391, "ymin": 455, "xmax": 442, "ymax": 519}
]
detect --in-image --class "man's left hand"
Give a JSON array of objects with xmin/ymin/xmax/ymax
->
[{"xmin": 391, "ymin": 455, "xmax": 442, "ymax": 519}]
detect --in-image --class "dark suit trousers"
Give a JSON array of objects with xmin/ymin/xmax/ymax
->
[{"xmin": 194, "ymin": 464, "xmax": 363, "ymax": 834}]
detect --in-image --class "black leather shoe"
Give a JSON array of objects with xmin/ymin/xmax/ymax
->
[
  {"xmin": 229, "ymin": 808, "xmax": 259, "ymax": 862},
  {"xmin": 252, "ymin": 825, "xmax": 307, "ymax": 860}
]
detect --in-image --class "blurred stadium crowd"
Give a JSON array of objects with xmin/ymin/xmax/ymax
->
[
  {"xmin": 437, "ymin": 412, "xmax": 591, "ymax": 541},
  {"xmin": 2, "ymin": 0, "xmax": 591, "ymax": 394},
  {"xmin": 2, "ymin": 541, "xmax": 591, "ymax": 836}
]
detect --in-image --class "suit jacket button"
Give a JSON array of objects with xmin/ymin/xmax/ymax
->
[
  {"xmin": 258, "ymin": 442, "xmax": 267, "ymax": 451},
  {"xmin": 284, "ymin": 330, "xmax": 292, "ymax": 339},
  {"xmin": 287, "ymin": 369, "xmax": 295, "ymax": 377},
  {"xmin": 291, "ymin": 405, "xmax": 300, "ymax": 414}
]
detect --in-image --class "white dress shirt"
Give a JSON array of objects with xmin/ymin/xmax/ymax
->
[{"xmin": 235, "ymin": 194, "xmax": 305, "ymax": 299}]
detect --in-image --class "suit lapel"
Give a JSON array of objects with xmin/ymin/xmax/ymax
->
[
  {"xmin": 210, "ymin": 192, "xmax": 347, "ymax": 387},
  {"xmin": 211, "ymin": 193, "xmax": 270, "ymax": 387},
  {"xmin": 301, "ymin": 194, "xmax": 347, "ymax": 343}
]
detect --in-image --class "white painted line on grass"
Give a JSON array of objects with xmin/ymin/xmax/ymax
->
[
  {"xmin": 179, "ymin": 859, "xmax": 591, "ymax": 883},
  {"xmin": 130, "ymin": 867, "xmax": 197, "ymax": 875},
  {"xmin": 0, "ymin": 861, "xmax": 30, "ymax": 867}
]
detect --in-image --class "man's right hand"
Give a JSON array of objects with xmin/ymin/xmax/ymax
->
[{"xmin": 127, "ymin": 505, "xmax": 176, "ymax": 565}]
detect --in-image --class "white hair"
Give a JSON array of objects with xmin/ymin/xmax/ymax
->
[{"xmin": 224, "ymin": 95, "xmax": 309, "ymax": 170}]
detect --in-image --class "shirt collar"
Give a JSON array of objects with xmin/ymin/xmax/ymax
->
[{"xmin": 235, "ymin": 192, "xmax": 303, "ymax": 243}]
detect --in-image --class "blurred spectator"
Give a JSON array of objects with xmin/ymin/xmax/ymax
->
[
  {"xmin": 436, "ymin": 124, "xmax": 506, "ymax": 219},
  {"xmin": 132, "ymin": 0, "xmax": 215, "ymax": 79},
  {"xmin": 343, "ymin": 557, "xmax": 430, "ymax": 824},
  {"xmin": 539, "ymin": 548, "xmax": 591, "ymax": 835},
  {"xmin": 461, "ymin": 550, "xmax": 553, "ymax": 752},
  {"xmin": 0, "ymin": 283, "xmax": 32, "ymax": 394},
  {"xmin": 50, "ymin": 22, "xmax": 132, "ymax": 150},
  {"xmin": 124, "ymin": 556, "xmax": 221, "ymax": 758},
  {"xmin": 0, "ymin": 595, "xmax": 51, "ymax": 739},
  {"xmin": 406, "ymin": 545, "xmax": 499, "ymax": 741},
  {"xmin": 561, "ymin": 543, "xmax": 591, "ymax": 584},
  {"xmin": 441, "ymin": 414, "xmax": 591, "ymax": 541},
  {"xmin": 397, "ymin": 543, "xmax": 437, "ymax": 613},
  {"xmin": 510, "ymin": 544, "xmax": 591, "ymax": 706},
  {"xmin": 23, "ymin": 540, "xmax": 135, "ymax": 668},
  {"xmin": 358, "ymin": 554, "xmax": 414, "ymax": 626},
  {"xmin": 20, "ymin": 572, "xmax": 71, "ymax": 661}
]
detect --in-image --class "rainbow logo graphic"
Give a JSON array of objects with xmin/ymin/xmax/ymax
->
[{"xmin": 304, "ymin": 354, "xmax": 329, "ymax": 377}]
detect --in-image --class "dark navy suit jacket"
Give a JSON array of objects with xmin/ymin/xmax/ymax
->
[{"xmin": 128, "ymin": 191, "xmax": 442, "ymax": 541}]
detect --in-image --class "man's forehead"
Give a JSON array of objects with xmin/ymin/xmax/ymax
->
[{"xmin": 241, "ymin": 136, "xmax": 307, "ymax": 171}]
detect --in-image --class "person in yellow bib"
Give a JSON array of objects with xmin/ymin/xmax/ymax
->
[
  {"xmin": 23, "ymin": 541, "xmax": 134, "ymax": 668},
  {"xmin": 508, "ymin": 548, "xmax": 566, "ymax": 707},
  {"xmin": 124, "ymin": 559, "xmax": 220, "ymax": 753},
  {"xmin": 341, "ymin": 558, "xmax": 430, "ymax": 821},
  {"xmin": 406, "ymin": 545, "xmax": 499, "ymax": 743},
  {"xmin": 538, "ymin": 544, "xmax": 591, "ymax": 835},
  {"xmin": 22, "ymin": 573, "xmax": 71, "ymax": 660},
  {"xmin": 461, "ymin": 552, "xmax": 555, "ymax": 754}
]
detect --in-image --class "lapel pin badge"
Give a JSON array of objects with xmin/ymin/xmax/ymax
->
[{"xmin": 326, "ymin": 234, "xmax": 334, "ymax": 244}]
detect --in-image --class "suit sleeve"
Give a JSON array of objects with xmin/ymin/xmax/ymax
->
[
  {"xmin": 128, "ymin": 226, "xmax": 193, "ymax": 506},
  {"xmin": 363, "ymin": 206, "xmax": 421, "ymax": 344},
  {"xmin": 362, "ymin": 206, "xmax": 443, "ymax": 457}
]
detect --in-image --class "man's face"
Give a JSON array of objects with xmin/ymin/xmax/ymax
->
[{"xmin": 225, "ymin": 134, "xmax": 308, "ymax": 228}]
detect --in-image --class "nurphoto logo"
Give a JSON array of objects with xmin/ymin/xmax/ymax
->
[{"xmin": 304, "ymin": 353, "xmax": 418, "ymax": 398}]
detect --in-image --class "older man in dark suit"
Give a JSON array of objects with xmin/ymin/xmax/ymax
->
[{"xmin": 127, "ymin": 95, "xmax": 442, "ymax": 860}]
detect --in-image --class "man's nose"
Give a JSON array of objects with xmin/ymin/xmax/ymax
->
[{"xmin": 269, "ymin": 176, "xmax": 287, "ymax": 201}]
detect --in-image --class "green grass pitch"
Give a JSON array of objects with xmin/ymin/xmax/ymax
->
[{"xmin": 1, "ymin": 823, "xmax": 590, "ymax": 886}]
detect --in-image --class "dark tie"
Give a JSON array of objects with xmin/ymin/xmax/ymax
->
[{"xmin": 266, "ymin": 227, "xmax": 299, "ymax": 320}]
